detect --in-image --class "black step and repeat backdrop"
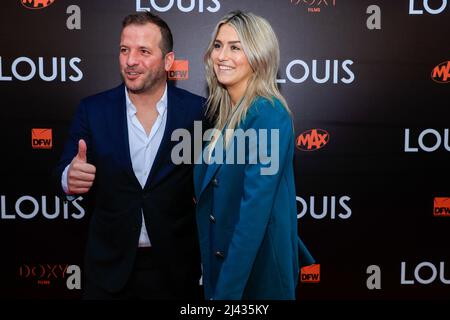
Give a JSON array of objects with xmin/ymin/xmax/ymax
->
[{"xmin": 1, "ymin": 0, "xmax": 449, "ymax": 300}]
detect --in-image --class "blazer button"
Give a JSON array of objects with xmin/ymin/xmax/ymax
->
[
  {"xmin": 215, "ymin": 251, "xmax": 225, "ymax": 259},
  {"xmin": 212, "ymin": 178, "xmax": 219, "ymax": 187},
  {"xmin": 209, "ymin": 214, "xmax": 216, "ymax": 223}
]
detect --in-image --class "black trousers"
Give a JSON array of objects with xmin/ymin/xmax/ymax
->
[{"xmin": 83, "ymin": 247, "xmax": 202, "ymax": 300}]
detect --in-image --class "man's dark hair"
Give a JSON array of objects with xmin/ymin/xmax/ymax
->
[{"xmin": 122, "ymin": 11, "xmax": 173, "ymax": 56}]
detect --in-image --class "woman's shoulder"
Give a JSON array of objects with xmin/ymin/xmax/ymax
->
[{"xmin": 246, "ymin": 96, "xmax": 291, "ymax": 122}]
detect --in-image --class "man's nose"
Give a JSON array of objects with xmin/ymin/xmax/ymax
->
[{"xmin": 127, "ymin": 50, "xmax": 139, "ymax": 66}]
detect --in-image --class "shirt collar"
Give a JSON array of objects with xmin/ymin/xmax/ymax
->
[{"xmin": 125, "ymin": 84, "xmax": 168, "ymax": 117}]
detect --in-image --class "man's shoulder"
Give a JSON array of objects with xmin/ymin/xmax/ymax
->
[
  {"xmin": 169, "ymin": 85, "xmax": 206, "ymax": 104},
  {"xmin": 80, "ymin": 84, "xmax": 123, "ymax": 105}
]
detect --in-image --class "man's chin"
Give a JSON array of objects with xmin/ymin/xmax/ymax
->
[{"xmin": 125, "ymin": 83, "xmax": 145, "ymax": 94}]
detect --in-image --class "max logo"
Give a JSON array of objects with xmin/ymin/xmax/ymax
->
[
  {"xmin": 434, "ymin": 197, "xmax": 450, "ymax": 217},
  {"xmin": 301, "ymin": 264, "xmax": 320, "ymax": 283},
  {"xmin": 168, "ymin": 60, "xmax": 188, "ymax": 80},
  {"xmin": 21, "ymin": 0, "xmax": 55, "ymax": 9},
  {"xmin": 431, "ymin": 61, "xmax": 450, "ymax": 83},
  {"xmin": 32, "ymin": 128, "xmax": 52, "ymax": 149},
  {"xmin": 296, "ymin": 129, "xmax": 329, "ymax": 151}
]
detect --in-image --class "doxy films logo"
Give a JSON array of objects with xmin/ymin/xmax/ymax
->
[
  {"xmin": 19, "ymin": 264, "xmax": 81, "ymax": 289},
  {"xmin": 291, "ymin": 0, "xmax": 336, "ymax": 13}
]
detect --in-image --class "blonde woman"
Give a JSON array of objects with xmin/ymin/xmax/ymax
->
[{"xmin": 194, "ymin": 11, "xmax": 314, "ymax": 300}]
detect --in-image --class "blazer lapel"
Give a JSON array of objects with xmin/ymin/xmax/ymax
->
[
  {"xmin": 108, "ymin": 84, "xmax": 141, "ymax": 188},
  {"xmin": 197, "ymin": 124, "xmax": 242, "ymax": 198},
  {"xmin": 144, "ymin": 85, "xmax": 187, "ymax": 190},
  {"xmin": 198, "ymin": 128, "xmax": 229, "ymax": 197},
  {"xmin": 198, "ymin": 160, "xmax": 221, "ymax": 197}
]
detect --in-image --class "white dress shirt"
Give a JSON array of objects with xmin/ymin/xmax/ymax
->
[
  {"xmin": 126, "ymin": 86, "xmax": 167, "ymax": 246},
  {"xmin": 62, "ymin": 85, "xmax": 168, "ymax": 247}
]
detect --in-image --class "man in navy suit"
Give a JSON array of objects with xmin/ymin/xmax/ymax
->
[{"xmin": 55, "ymin": 12, "xmax": 205, "ymax": 299}]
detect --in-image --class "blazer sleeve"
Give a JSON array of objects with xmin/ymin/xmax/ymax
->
[
  {"xmin": 213, "ymin": 100, "xmax": 293, "ymax": 299},
  {"xmin": 298, "ymin": 236, "xmax": 315, "ymax": 267},
  {"xmin": 52, "ymin": 100, "xmax": 92, "ymax": 197}
]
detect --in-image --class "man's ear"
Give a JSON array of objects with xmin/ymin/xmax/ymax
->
[{"xmin": 164, "ymin": 51, "xmax": 175, "ymax": 72}]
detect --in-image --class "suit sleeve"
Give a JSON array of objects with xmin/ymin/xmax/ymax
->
[
  {"xmin": 52, "ymin": 100, "xmax": 91, "ymax": 197},
  {"xmin": 213, "ymin": 101, "xmax": 293, "ymax": 299}
]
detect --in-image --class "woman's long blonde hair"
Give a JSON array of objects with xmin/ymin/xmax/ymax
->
[{"xmin": 204, "ymin": 11, "xmax": 291, "ymax": 149}]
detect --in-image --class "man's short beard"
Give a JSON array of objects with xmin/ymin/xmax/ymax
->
[
  {"xmin": 122, "ymin": 70, "xmax": 166, "ymax": 94},
  {"xmin": 127, "ymin": 85, "xmax": 146, "ymax": 95}
]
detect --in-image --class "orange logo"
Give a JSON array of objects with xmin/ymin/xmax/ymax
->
[
  {"xmin": 296, "ymin": 129, "xmax": 329, "ymax": 151},
  {"xmin": 32, "ymin": 128, "xmax": 52, "ymax": 149},
  {"xmin": 301, "ymin": 264, "xmax": 320, "ymax": 283},
  {"xmin": 431, "ymin": 61, "xmax": 450, "ymax": 83},
  {"xmin": 168, "ymin": 60, "xmax": 189, "ymax": 80},
  {"xmin": 291, "ymin": 0, "xmax": 336, "ymax": 13},
  {"xmin": 21, "ymin": 0, "xmax": 56, "ymax": 10},
  {"xmin": 434, "ymin": 197, "xmax": 450, "ymax": 217}
]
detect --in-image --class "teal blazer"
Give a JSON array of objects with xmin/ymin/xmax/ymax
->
[{"xmin": 194, "ymin": 96, "xmax": 314, "ymax": 300}]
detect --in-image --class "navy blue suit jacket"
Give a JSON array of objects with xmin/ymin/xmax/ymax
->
[{"xmin": 55, "ymin": 83, "xmax": 206, "ymax": 293}]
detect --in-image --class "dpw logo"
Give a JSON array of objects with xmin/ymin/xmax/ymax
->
[
  {"xmin": 32, "ymin": 128, "xmax": 52, "ymax": 149},
  {"xmin": 434, "ymin": 197, "xmax": 450, "ymax": 217},
  {"xmin": 300, "ymin": 264, "xmax": 320, "ymax": 283},
  {"xmin": 168, "ymin": 60, "xmax": 188, "ymax": 80},
  {"xmin": 136, "ymin": 0, "xmax": 220, "ymax": 12}
]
